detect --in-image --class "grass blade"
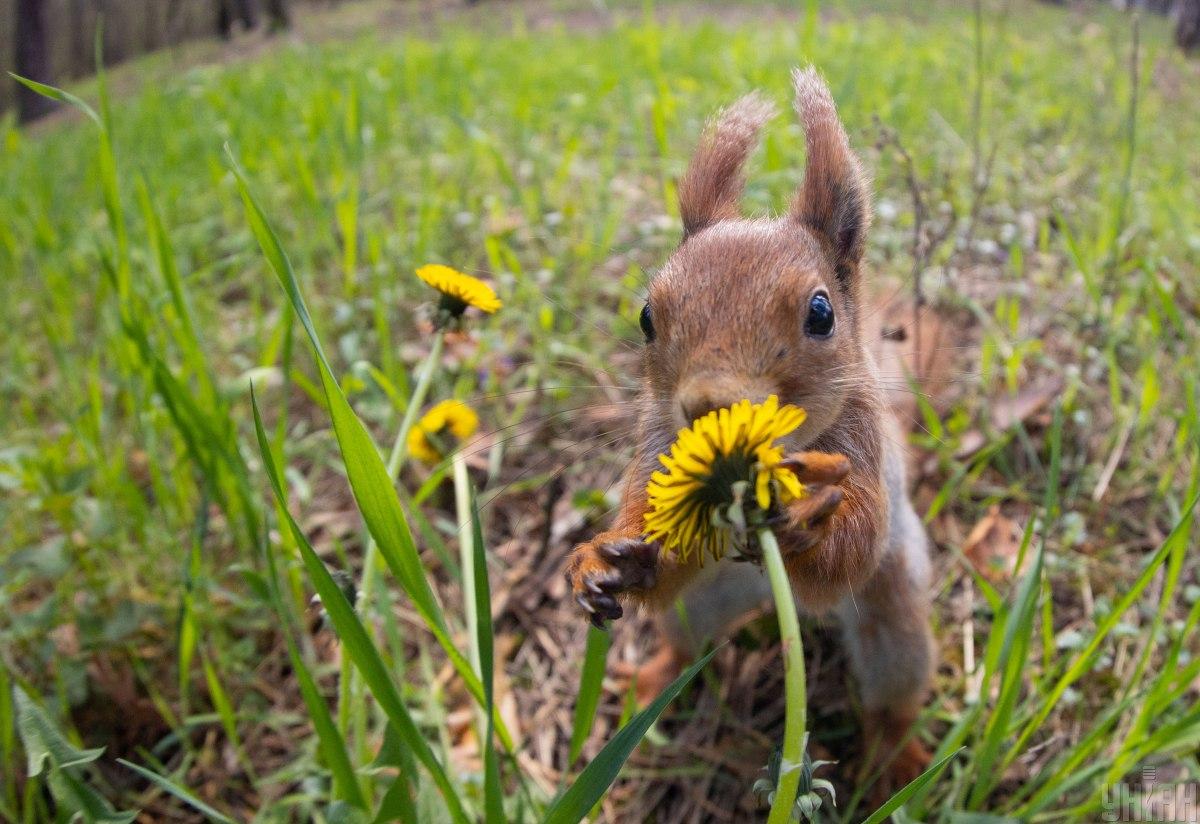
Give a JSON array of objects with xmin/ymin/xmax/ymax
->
[
  {"xmin": 199, "ymin": 652, "xmax": 254, "ymax": 781},
  {"xmin": 272, "ymin": 555, "xmax": 367, "ymax": 811},
  {"xmin": 7, "ymin": 74, "xmax": 100, "ymax": 125},
  {"xmin": 286, "ymin": 611, "xmax": 367, "ymax": 808},
  {"xmin": 966, "ymin": 530, "xmax": 1043, "ymax": 808},
  {"xmin": 117, "ymin": 760, "xmax": 237, "ymax": 824},
  {"xmin": 227, "ymin": 148, "xmax": 489, "ymax": 712},
  {"xmin": 1000, "ymin": 488, "xmax": 1200, "ymax": 775},
  {"xmin": 251, "ymin": 391, "xmax": 467, "ymax": 823},
  {"xmin": 542, "ymin": 647, "xmax": 719, "ymax": 824},
  {"xmin": 568, "ymin": 626, "xmax": 611, "ymax": 764},
  {"xmin": 859, "ymin": 749, "xmax": 962, "ymax": 824},
  {"xmin": 468, "ymin": 484, "xmax": 504, "ymax": 824}
]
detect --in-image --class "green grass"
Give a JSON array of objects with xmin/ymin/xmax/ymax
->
[{"xmin": 1, "ymin": 0, "xmax": 1199, "ymax": 820}]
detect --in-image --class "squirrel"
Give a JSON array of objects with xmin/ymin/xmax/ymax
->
[{"xmin": 565, "ymin": 67, "xmax": 935, "ymax": 797}]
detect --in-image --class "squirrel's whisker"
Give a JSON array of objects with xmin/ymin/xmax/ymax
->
[
  {"xmin": 454, "ymin": 384, "xmax": 636, "ymax": 406},
  {"xmin": 475, "ymin": 428, "xmax": 638, "ymax": 520},
  {"xmin": 418, "ymin": 400, "xmax": 632, "ymax": 473}
]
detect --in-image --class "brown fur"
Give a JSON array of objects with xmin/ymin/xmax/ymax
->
[{"xmin": 566, "ymin": 67, "xmax": 934, "ymax": 800}]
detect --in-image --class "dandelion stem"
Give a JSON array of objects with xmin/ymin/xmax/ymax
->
[
  {"xmin": 386, "ymin": 330, "xmax": 447, "ymax": 476},
  {"xmin": 759, "ymin": 525, "xmax": 807, "ymax": 824}
]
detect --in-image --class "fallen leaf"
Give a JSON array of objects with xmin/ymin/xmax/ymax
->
[
  {"xmin": 956, "ymin": 375, "xmax": 1064, "ymax": 459},
  {"xmin": 963, "ymin": 505, "xmax": 1026, "ymax": 582}
]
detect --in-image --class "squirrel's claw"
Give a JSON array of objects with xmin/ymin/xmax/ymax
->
[
  {"xmin": 567, "ymin": 537, "xmax": 660, "ymax": 628},
  {"xmin": 577, "ymin": 592, "xmax": 623, "ymax": 628}
]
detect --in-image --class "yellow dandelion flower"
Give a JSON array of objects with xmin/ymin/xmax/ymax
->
[
  {"xmin": 643, "ymin": 396, "xmax": 807, "ymax": 564},
  {"xmin": 407, "ymin": 400, "xmax": 480, "ymax": 465},
  {"xmin": 416, "ymin": 264, "xmax": 502, "ymax": 324}
]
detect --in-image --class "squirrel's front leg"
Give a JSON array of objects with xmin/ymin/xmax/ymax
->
[
  {"xmin": 566, "ymin": 460, "xmax": 699, "ymax": 627},
  {"xmin": 773, "ymin": 450, "xmax": 887, "ymax": 612}
]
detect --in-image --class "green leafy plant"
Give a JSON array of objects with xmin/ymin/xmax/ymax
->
[{"xmin": 11, "ymin": 683, "xmax": 136, "ymax": 824}]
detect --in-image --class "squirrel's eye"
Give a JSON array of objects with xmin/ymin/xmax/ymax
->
[
  {"xmin": 639, "ymin": 302, "xmax": 655, "ymax": 342},
  {"xmin": 804, "ymin": 292, "xmax": 835, "ymax": 338}
]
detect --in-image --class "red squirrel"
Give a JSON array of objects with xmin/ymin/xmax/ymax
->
[{"xmin": 565, "ymin": 68, "xmax": 935, "ymax": 794}]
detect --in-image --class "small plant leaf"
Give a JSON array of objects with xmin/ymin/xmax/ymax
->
[{"xmin": 13, "ymin": 685, "xmax": 105, "ymax": 776}]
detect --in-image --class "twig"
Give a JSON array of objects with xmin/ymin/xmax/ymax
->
[
  {"xmin": 874, "ymin": 119, "xmax": 956, "ymax": 383},
  {"xmin": 1092, "ymin": 416, "xmax": 1134, "ymax": 503}
]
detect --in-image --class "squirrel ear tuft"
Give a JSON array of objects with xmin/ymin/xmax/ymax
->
[
  {"xmin": 789, "ymin": 67, "xmax": 871, "ymax": 286},
  {"xmin": 677, "ymin": 92, "xmax": 776, "ymax": 237}
]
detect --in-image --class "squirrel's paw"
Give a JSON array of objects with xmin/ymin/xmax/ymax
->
[
  {"xmin": 775, "ymin": 451, "xmax": 850, "ymax": 554},
  {"xmin": 780, "ymin": 485, "xmax": 844, "ymax": 552},
  {"xmin": 779, "ymin": 450, "xmax": 851, "ymax": 486},
  {"xmin": 566, "ymin": 537, "xmax": 659, "ymax": 629}
]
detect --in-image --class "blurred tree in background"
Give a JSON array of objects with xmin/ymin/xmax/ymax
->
[
  {"xmin": 5, "ymin": 0, "xmax": 1198, "ymax": 123},
  {"xmin": 1178, "ymin": 0, "xmax": 1200, "ymax": 50},
  {"xmin": 3, "ymin": 0, "xmax": 306, "ymax": 121},
  {"xmin": 14, "ymin": 0, "xmax": 53, "ymax": 122}
]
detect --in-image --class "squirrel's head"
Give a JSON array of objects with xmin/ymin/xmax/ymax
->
[{"xmin": 640, "ymin": 68, "xmax": 871, "ymax": 446}]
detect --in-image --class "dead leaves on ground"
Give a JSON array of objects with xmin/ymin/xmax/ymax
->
[{"xmin": 963, "ymin": 505, "xmax": 1027, "ymax": 583}]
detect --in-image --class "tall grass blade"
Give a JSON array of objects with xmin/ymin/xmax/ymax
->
[
  {"xmin": 859, "ymin": 749, "xmax": 961, "ymax": 824},
  {"xmin": 251, "ymin": 391, "xmax": 467, "ymax": 823},
  {"xmin": 287, "ymin": 630, "xmax": 366, "ymax": 809},
  {"xmin": 227, "ymin": 148, "xmax": 489, "ymax": 712},
  {"xmin": 176, "ymin": 505, "xmax": 206, "ymax": 711},
  {"xmin": 966, "ymin": 521, "xmax": 1041, "ymax": 808},
  {"xmin": 468, "ymin": 485, "xmax": 504, "ymax": 824},
  {"xmin": 541, "ymin": 647, "xmax": 719, "ymax": 824},
  {"xmin": 200, "ymin": 653, "xmax": 254, "ymax": 780},
  {"xmin": 568, "ymin": 626, "xmax": 611, "ymax": 764},
  {"xmin": 264, "ymin": 534, "xmax": 367, "ymax": 814}
]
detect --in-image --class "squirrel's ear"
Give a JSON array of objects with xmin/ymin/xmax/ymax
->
[
  {"xmin": 678, "ymin": 92, "xmax": 776, "ymax": 237},
  {"xmin": 789, "ymin": 67, "xmax": 871, "ymax": 286}
]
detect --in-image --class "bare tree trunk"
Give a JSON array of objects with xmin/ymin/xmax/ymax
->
[
  {"xmin": 264, "ymin": 0, "xmax": 291, "ymax": 32},
  {"xmin": 70, "ymin": 0, "xmax": 89, "ymax": 77},
  {"xmin": 165, "ymin": 0, "xmax": 184, "ymax": 45},
  {"xmin": 217, "ymin": 0, "xmax": 259, "ymax": 38},
  {"xmin": 15, "ymin": 0, "xmax": 55, "ymax": 123},
  {"xmin": 1177, "ymin": 0, "xmax": 1200, "ymax": 52},
  {"xmin": 238, "ymin": 0, "xmax": 260, "ymax": 28}
]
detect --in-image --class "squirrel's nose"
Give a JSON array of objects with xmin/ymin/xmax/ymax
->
[
  {"xmin": 676, "ymin": 375, "xmax": 773, "ymax": 426},
  {"xmin": 681, "ymin": 388, "xmax": 734, "ymax": 424},
  {"xmin": 678, "ymin": 391, "xmax": 726, "ymax": 425}
]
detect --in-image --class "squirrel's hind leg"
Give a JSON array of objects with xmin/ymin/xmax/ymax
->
[{"xmin": 836, "ymin": 494, "xmax": 934, "ymax": 803}]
